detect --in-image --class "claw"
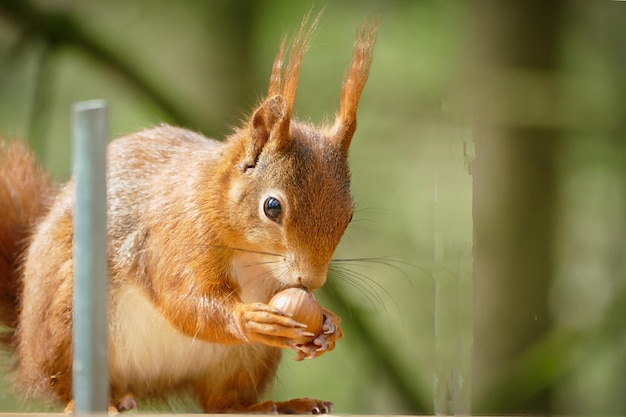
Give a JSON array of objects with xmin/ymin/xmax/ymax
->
[
  {"xmin": 297, "ymin": 344, "xmax": 320, "ymax": 360},
  {"xmin": 315, "ymin": 338, "xmax": 329, "ymax": 352},
  {"xmin": 322, "ymin": 321, "xmax": 336, "ymax": 335},
  {"xmin": 287, "ymin": 308, "xmax": 343, "ymax": 359}
]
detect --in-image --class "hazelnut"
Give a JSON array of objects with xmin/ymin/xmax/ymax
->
[{"xmin": 269, "ymin": 287, "xmax": 324, "ymax": 337}]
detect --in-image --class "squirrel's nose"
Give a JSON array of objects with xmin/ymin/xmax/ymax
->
[{"xmin": 297, "ymin": 274, "xmax": 326, "ymax": 291}]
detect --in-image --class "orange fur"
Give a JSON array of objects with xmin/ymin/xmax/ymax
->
[
  {"xmin": 0, "ymin": 14, "xmax": 376, "ymax": 414},
  {"xmin": 332, "ymin": 17, "xmax": 379, "ymax": 152},
  {"xmin": 0, "ymin": 141, "xmax": 54, "ymax": 345}
]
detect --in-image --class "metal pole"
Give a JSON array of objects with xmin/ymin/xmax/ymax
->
[{"xmin": 72, "ymin": 100, "xmax": 110, "ymax": 414}]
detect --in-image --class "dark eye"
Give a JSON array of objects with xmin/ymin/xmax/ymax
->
[{"xmin": 263, "ymin": 197, "xmax": 283, "ymax": 223}]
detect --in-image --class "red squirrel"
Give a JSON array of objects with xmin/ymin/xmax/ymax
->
[{"xmin": 0, "ymin": 14, "xmax": 377, "ymax": 414}]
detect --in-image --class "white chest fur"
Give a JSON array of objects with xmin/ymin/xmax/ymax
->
[
  {"xmin": 231, "ymin": 251, "xmax": 287, "ymax": 303},
  {"xmin": 109, "ymin": 285, "xmax": 270, "ymax": 394}
]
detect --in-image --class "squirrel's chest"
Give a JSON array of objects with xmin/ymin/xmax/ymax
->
[{"xmin": 109, "ymin": 285, "xmax": 272, "ymax": 392}]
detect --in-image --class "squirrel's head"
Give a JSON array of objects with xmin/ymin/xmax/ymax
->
[{"xmin": 222, "ymin": 13, "xmax": 377, "ymax": 296}]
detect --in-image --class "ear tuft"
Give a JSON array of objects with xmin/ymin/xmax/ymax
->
[
  {"xmin": 331, "ymin": 16, "xmax": 378, "ymax": 154},
  {"xmin": 266, "ymin": 10, "xmax": 321, "ymax": 130}
]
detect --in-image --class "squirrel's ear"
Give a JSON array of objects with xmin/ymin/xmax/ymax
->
[
  {"xmin": 241, "ymin": 95, "xmax": 289, "ymax": 171},
  {"xmin": 239, "ymin": 10, "xmax": 319, "ymax": 172}
]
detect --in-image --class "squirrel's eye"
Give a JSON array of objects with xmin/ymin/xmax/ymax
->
[{"xmin": 263, "ymin": 197, "xmax": 283, "ymax": 223}]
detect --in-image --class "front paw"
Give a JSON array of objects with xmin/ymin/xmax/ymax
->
[
  {"xmin": 236, "ymin": 302, "xmax": 315, "ymax": 349},
  {"xmin": 295, "ymin": 308, "xmax": 343, "ymax": 360}
]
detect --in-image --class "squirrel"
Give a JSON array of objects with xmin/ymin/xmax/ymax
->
[{"xmin": 0, "ymin": 13, "xmax": 377, "ymax": 414}]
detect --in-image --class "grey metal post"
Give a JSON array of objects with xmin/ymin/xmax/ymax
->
[{"xmin": 72, "ymin": 100, "xmax": 110, "ymax": 414}]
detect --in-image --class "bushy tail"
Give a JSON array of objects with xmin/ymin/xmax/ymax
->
[{"xmin": 0, "ymin": 140, "xmax": 55, "ymax": 346}]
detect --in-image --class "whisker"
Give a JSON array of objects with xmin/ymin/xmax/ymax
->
[
  {"xmin": 328, "ymin": 267, "xmax": 397, "ymax": 336},
  {"xmin": 333, "ymin": 256, "xmax": 421, "ymax": 272},
  {"xmin": 231, "ymin": 259, "xmax": 284, "ymax": 274},
  {"xmin": 212, "ymin": 245, "xmax": 286, "ymax": 258},
  {"xmin": 329, "ymin": 268, "xmax": 384, "ymax": 312},
  {"xmin": 345, "ymin": 218, "xmax": 384, "ymax": 232},
  {"xmin": 233, "ymin": 260, "xmax": 289, "ymax": 301},
  {"xmin": 328, "ymin": 255, "xmax": 425, "ymax": 338},
  {"xmin": 329, "ymin": 265, "xmax": 386, "ymax": 307},
  {"xmin": 321, "ymin": 279, "xmax": 354, "ymax": 319},
  {"xmin": 222, "ymin": 286, "xmax": 240, "ymax": 303},
  {"xmin": 168, "ymin": 242, "xmax": 286, "ymax": 259},
  {"xmin": 351, "ymin": 206, "xmax": 397, "ymax": 222},
  {"xmin": 332, "ymin": 256, "xmax": 430, "ymax": 293},
  {"xmin": 345, "ymin": 206, "xmax": 401, "ymax": 233}
]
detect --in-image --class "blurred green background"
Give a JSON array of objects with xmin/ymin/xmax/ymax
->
[{"xmin": 0, "ymin": 0, "xmax": 624, "ymax": 415}]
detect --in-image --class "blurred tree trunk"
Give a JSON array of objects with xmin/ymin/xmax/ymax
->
[
  {"xmin": 469, "ymin": 0, "xmax": 566, "ymax": 413},
  {"xmin": 553, "ymin": 2, "xmax": 626, "ymax": 414}
]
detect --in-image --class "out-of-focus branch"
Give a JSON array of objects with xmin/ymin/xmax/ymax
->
[{"xmin": 0, "ymin": 0, "xmax": 202, "ymax": 131}]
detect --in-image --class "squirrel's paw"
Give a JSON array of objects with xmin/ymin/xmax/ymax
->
[
  {"xmin": 111, "ymin": 393, "xmax": 138, "ymax": 414},
  {"xmin": 226, "ymin": 398, "xmax": 333, "ymax": 414},
  {"xmin": 237, "ymin": 302, "xmax": 315, "ymax": 349},
  {"xmin": 274, "ymin": 398, "xmax": 334, "ymax": 414},
  {"xmin": 65, "ymin": 394, "xmax": 138, "ymax": 416},
  {"xmin": 295, "ymin": 308, "xmax": 343, "ymax": 360}
]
